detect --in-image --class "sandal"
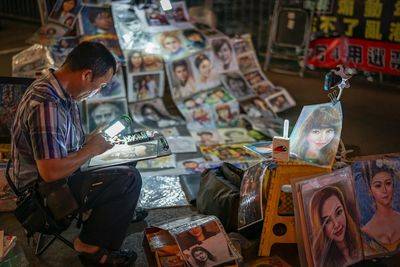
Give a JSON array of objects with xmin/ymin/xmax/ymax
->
[{"xmin": 78, "ymin": 248, "xmax": 137, "ymax": 267}]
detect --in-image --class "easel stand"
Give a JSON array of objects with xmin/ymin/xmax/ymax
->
[{"xmin": 258, "ymin": 162, "xmax": 330, "ymax": 256}]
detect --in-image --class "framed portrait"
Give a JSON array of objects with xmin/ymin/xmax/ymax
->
[
  {"xmin": 87, "ymin": 67, "xmax": 126, "ymax": 102},
  {"xmin": 166, "ymin": 58, "xmax": 198, "ymax": 100},
  {"xmin": 203, "ymin": 87, "xmax": 234, "ymax": 106},
  {"xmin": 221, "ymin": 71, "xmax": 255, "ymax": 100},
  {"xmin": 264, "ymin": 89, "xmax": 296, "ymax": 113},
  {"xmin": 78, "ymin": 4, "xmax": 116, "ymax": 35},
  {"xmin": 190, "ymin": 50, "xmax": 221, "ymax": 90},
  {"xmin": 289, "ymin": 102, "xmax": 342, "ymax": 167},
  {"xmin": 128, "ymin": 71, "xmax": 164, "ymax": 102},
  {"xmin": 238, "ymin": 161, "xmax": 268, "ymax": 229},
  {"xmin": 129, "ymin": 99, "xmax": 184, "ymax": 129},
  {"xmin": 237, "ymin": 52, "xmax": 259, "ymax": 73},
  {"xmin": 292, "ymin": 167, "xmax": 363, "ymax": 267},
  {"xmin": 189, "ymin": 129, "xmax": 221, "ymax": 146},
  {"xmin": 126, "ymin": 49, "xmax": 164, "ymax": 73},
  {"xmin": 352, "ymin": 156, "xmax": 400, "ymax": 258},
  {"xmin": 217, "ymin": 128, "xmax": 255, "ymax": 144},
  {"xmin": 210, "ymin": 37, "xmax": 239, "ymax": 73},
  {"xmin": 48, "ymin": 0, "xmax": 83, "ymax": 29},
  {"xmin": 85, "ymin": 98, "xmax": 128, "ymax": 132}
]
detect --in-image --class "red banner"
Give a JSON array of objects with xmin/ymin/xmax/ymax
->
[{"xmin": 307, "ymin": 38, "xmax": 400, "ymax": 76}]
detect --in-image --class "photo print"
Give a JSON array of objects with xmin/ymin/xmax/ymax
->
[
  {"xmin": 210, "ymin": 37, "xmax": 239, "ymax": 73},
  {"xmin": 190, "ymin": 50, "xmax": 220, "ymax": 90},
  {"xmin": 143, "ymin": 5, "xmax": 170, "ymax": 27},
  {"xmin": 173, "ymin": 219, "xmax": 238, "ymax": 267},
  {"xmin": 78, "ymin": 4, "xmax": 116, "ymax": 35},
  {"xmin": 129, "ymin": 99, "xmax": 184, "ymax": 129},
  {"xmin": 253, "ymin": 81, "xmax": 279, "ymax": 97},
  {"xmin": 244, "ymin": 69, "xmax": 267, "ymax": 86},
  {"xmin": 240, "ymin": 96, "xmax": 276, "ymax": 118},
  {"xmin": 352, "ymin": 156, "xmax": 400, "ymax": 258},
  {"xmin": 48, "ymin": 0, "xmax": 83, "ymax": 28},
  {"xmin": 264, "ymin": 90, "xmax": 296, "ymax": 113},
  {"xmin": 238, "ymin": 161, "xmax": 268, "ymax": 229},
  {"xmin": 126, "ymin": 50, "xmax": 164, "ymax": 73},
  {"xmin": 213, "ymin": 100, "xmax": 240, "ymax": 128},
  {"xmin": 170, "ymin": 1, "xmax": 190, "ymax": 23},
  {"xmin": 293, "ymin": 167, "xmax": 363, "ymax": 267},
  {"xmin": 88, "ymin": 67, "xmax": 126, "ymax": 101},
  {"xmin": 86, "ymin": 98, "xmax": 128, "ymax": 132},
  {"xmin": 160, "ymin": 127, "xmax": 180, "ymax": 137},
  {"xmin": 203, "ymin": 87, "xmax": 234, "ymax": 106},
  {"xmin": 166, "ymin": 58, "xmax": 198, "ymax": 100},
  {"xmin": 136, "ymin": 154, "xmax": 177, "ymax": 170},
  {"xmin": 217, "ymin": 128, "xmax": 255, "ymax": 144},
  {"xmin": 189, "ymin": 129, "xmax": 221, "ymax": 146},
  {"xmin": 166, "ymin": 136, "xmax": 197, "ymax": 153},
  {"xmin": 80, "ymin": 33, "xmax": 124, "ymax": 61},
  {"xmin": 187, "ymin": 106, "xmax": 215, "ymax": 129},
  {"xmin": 221, "ymin": 71, "xmax": 255, "ymax": 100},
  {"xmin": 156, "ymin": 30, "xmax": 188, "ymax": 61},
  {"xmin": 27, "ymin": 22, "xmax": 69, "ymax": 45},
  {"xmin": 232, "ymin": 34, "xmax": 254, "ymax": 55},
  {"xmin": 200, "ymin": 143, "xmax": 260, "ymax": 163},
  {"xmin": 50, "ymin": 37, "xmax": 79, "ymax": 67},
  {"xmin": 290, "ymin": 102, "xmax": 342, "ymax": 167},
  {"xmin": 177, "ymin": 157, "xmax": 207, "ymax": 174},
  {"xmin": 182, "ymin": 28, "xmax": 207, "ymax": 51},
  {"xmin": 128, "ymin": 71, "xmax": 164, "ymax": 102},
  {"xmin": 237, "ymin": 52, "xmax": 259, "ymax": 73}
]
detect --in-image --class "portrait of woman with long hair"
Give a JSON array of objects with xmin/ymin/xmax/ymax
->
[
  {"xmin": 290, "ymin": 103, "xmax": 342, "ymax": 167},
  {"xmin": 309, "ymin": 185, "xmax": 363, "ymax": 267}
]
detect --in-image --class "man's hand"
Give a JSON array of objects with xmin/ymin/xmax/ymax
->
[{"xmin": 85, "ymin": 132, "xmax": 114, "ymax": 157}]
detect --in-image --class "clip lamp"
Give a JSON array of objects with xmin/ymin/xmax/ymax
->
[
  {"xmin": 102, "ymin": 115, "xmax": 133, "ymax": 139},
  {"xmin": 160, "ymin": 0, "xmax": 172, "ymax": 11}
]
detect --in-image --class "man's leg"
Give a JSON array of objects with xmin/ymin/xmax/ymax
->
[{"xmin": 68, "ymin": 165, "xmax": 142, "ymax": 250}]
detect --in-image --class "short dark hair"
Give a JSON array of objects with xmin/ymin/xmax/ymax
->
[
  {"xmin": 172, "ymin": 60, "xmax": 188, "ymax": 71},
  {"xmin": 62, "ymin": 42, "xmax": 116, "ymax": 79}
]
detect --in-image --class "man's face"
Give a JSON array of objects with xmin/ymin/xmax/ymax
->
[
  {"xmin": 94, "ymin": 11, "xmax": 113, "ymax": 31},
  {"xmin": 77, "ymin": 68, "xmax": 113, "ymax": 101},
  {"xmin": 92, "ymin": 103, "xmax": 118, "ymax": 126},
  {"xmin": 175, "ymin": 66, "xmax": 188, "ymax": 81}
]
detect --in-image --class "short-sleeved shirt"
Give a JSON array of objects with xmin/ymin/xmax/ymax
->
[{"xmin": 11, "ymin": 70, "xmax": 85, "ymax": 188}]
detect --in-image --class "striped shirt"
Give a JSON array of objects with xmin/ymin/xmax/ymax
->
[{"xmin": 11, "ymin": 70, "xmax": 85, "ymax": 188}]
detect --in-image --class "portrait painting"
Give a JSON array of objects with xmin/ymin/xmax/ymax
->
[
  {"xmin": 237, "ymin": 52, "xmax": 259, "ymax": 73},
  {"xmin": 177, "ymin": 157, "xmax": 207, "ymax": 174},
  {"xmin": 190, "ymin": 50, "xmax": 220, "ymax": 90},
  {"xmin": 221, "ymin": 72, "xmax": 255, "ymax": 100},
  {"xmin": 50, "ymin": 37, "xmax": 79, "ymax": 67},
  {"xmin": 166, "ymin": 58, "xmax": 198, "ymax": 100},
  {"xmin": 170, "ymin": 1, "xmax": 190, "ymax": 23},
  {"xmin": 189, "ymin": 129, "xmax": 221, "ymax": 146},
  {"xmin": 204, "ymin": 87, "xmax": 234, "ymax": 106},
  {"xmin": 182, "ymin": 29, "xmax": 207, "ymax": 51},
  {"xmin": 217, "ymin": 128, "xmax": 255, "ymax": 144},
  {"xmin": 244, "ymin": 69, "xmax": 267, "ymax": 86},
  {"xmin": 240, "ymin": 97, "xmax": 276, "ymax": 118},
  {"xmin": 88, "ymin": 68, "xmax": 126, "ymax": 101},
  {"xmin": 238, "ymin": 161, "xmax": 268, "ymax": 229},
  {"xmin": 352, "ymin": 156, "xmax": 400, "ymax": 257},
  {"xmin": 48, "ymin": 0, "xmax": 83, "ymax": 28},
  {"xmin": 28, "ymin": 22, "xmax": 69, "ymax": 45},
  {"xmin": 290, "ymin": 102, "xmax": 342, "ymax": 167},
  {"xmin": 253, "ymin": 81, "xmax": 278, "ymax": 97},
  {"xmin": 144, "ymin": 6, "xmax": 170, "ymax": 26},
  {"xmin": 210, "ymin": 37, "xmax": 239, "ymax": 73},
  {"xmin": 187, "ymin": 106, "xmax": 215, "ymax": 129},
  {"xmin": 156, "ymin": 30, "xmax": 188, "ymax": 61},
  {"xmin": 173, "ymin": 220, "xmax": 236, "ymax": 267},
  {"xmin": 86, "ymin": 98, "xmax": 128, "ymax": 132},
  {"xmin": 264, "ymin": 90, "xmax": 296, "ymax": 113},
  {"xmin": 213, "ymin": 100, "xmax": 240, "ymax": 128},
  {"xmin": 294, "ymin": 167, "xmax": 363, "ymax": 267},
  {"xmin": 129, "ymin": 99, "xmax": 184, "ymax": 129},
  {"xmin": 232, "ymin": 34, "xmax": 254, "ymax": 55},
  {"xmin": 128, "ymin": 71, "xmax": 164, "ymax": 102},
  {"xmin": 78, "ymin": 5, "xmax": 116, "ymax": 35}
]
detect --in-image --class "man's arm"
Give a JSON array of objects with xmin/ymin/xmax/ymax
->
[{"xmin": 36, "ymin": 133, "xmax": 113, "ymax": 182}]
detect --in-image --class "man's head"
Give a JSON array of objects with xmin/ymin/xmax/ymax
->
[
  {"xmin": 90, "ymin": 102, "xmax": 120, "ymax": 127},
  {"xmin": 173, "ymin": 60, "xmax": 189, "ymax": 82},
  {"xmin": 89, "ymin": 10, "xmax": 113, "ymax": 31},
  {"xmin": 61, "ymin": 42, "xmax": 116, "ymax": 101}
]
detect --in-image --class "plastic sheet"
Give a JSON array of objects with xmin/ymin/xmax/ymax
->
[
  {"xmin": 12, "ymin": 44, "xmax": 54, "ymax": 78},
  {"xmin": 138, "ymin": 175, "xmax": 189, "ymax": 209}
]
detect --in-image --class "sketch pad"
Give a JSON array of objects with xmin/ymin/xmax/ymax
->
[{"xmin": 81, "ymin": 130, "xmax": 171, "ymax": 172}]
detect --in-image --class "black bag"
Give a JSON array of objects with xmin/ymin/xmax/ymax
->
[{"xmin": 196, "ymin": 163, "xmax": 244, "ymax": 233}]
